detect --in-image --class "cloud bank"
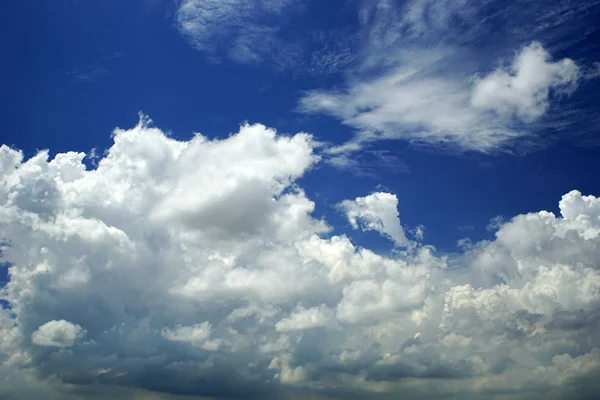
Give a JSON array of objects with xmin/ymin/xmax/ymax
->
[{"xmin": 0, "ymin": 118, "xmax": 599, "ymax": 399}]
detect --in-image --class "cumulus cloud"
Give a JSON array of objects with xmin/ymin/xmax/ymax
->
[
  {"xmin": 31, "ymin": 320, "xmax": 85, "ymax": 348},
  {"xmin": 161, "ymin": 322, "xmax": 221, "ymax": 350},
  {"xmin": 472, "ymin": 42, "xmax": 580, "ymax": 121},
  {"xmin": 339, "ymin": 192, "xmax": 410, "ymax": 247},
  {"xmin": 1, "ymin": 117, "xmax": 599, "ymax": 399},
  {"xmin": 274, "ymin": 304, "xmax": 334, "ymax": 332}
]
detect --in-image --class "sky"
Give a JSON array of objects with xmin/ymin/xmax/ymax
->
[{"xmin": 0, "ymin": 0, "xmax": 600, "ymax": 399}]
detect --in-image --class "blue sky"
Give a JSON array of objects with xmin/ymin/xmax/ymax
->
[
  {"xmin": 3, "ymin": 0, "xmax": 600, "ymax": 251},
  {"xmin": 1, "ymin": 1, "xmax": 600, "ymax": 399}
]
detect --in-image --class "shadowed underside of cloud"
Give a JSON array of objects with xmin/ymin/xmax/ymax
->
[{"xmin": 0, "ymin": 116, "xmax": 599, "ymax": 399}]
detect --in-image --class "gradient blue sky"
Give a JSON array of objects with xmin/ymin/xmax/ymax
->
[
  {"xmin": 1, "ymin": 1, "xmax": 600, "ymax": 399},
  {"xmin": 2, "ymin": 0, "xmax": 599, "ymax": 251}
]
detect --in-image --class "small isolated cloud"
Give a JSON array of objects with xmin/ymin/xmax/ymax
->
[
  {"xmin": 411, "ymin": 224, "xmax": 425, "ymax": 241},
  {"xmin": 175, "ymin": 0, "xmax": 304, "ymax": 70},
  {"xmin": 339, "ymin": 192, "xmax": 410, "ymax": 247},
  {"xmin": 66, "ymin": 52, "xmax": 125, "ymax": 83},
  {"xmin": 1, "ymin": 117, "xmax": 599, "ymax": 399},
  {"xmin": 67, "ymin": 67, "xmax": 109, "ymax": 82},
  {"xmin": 472, "ymin": 42, "xmax": 580, "ymax": 121},
  {"xmin": 31, "ymin": 320, "xmax": 85, "ymax": 348},
  {"xmin": 486, "ymin": 215, "xmax": 505, "ymax": 231}
]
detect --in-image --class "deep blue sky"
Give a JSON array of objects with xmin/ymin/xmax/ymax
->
[{"xmin": 2, "ymin": 0, "xmax": 600, "ymax": 252}]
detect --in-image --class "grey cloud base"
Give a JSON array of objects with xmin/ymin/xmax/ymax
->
[{"xmin": 0, "ymin": 118, "xmax": 599, "ymax": 399}]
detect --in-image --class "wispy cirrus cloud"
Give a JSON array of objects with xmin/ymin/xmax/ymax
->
[
  {"xmin": 66, "ymin": 52, "xmax": 125, "ymax": 82},
  {"xmin": 175, "ymin": 0, "xmax": 310, "ymax": 72},
  {"xmin": 300, "ymin": 41, "xmax": 582, "ymax": 152},
  {"xmin": 299, "ymin": 0, "xmax": 600, "ymax": 156},
  {"xmin": 175, "ymin": 0, "xmax": 359, "ymax": 74}
]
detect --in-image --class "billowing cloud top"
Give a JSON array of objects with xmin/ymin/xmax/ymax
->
[
  {"xmin": 31, "ymin": 320, "xmax": 85, "ymax": 348},
  {"xmin": 1, "ymin": 118, "xmax": 599, "ymax": 399},
  {"xmin": 339, "ymin": 192, "xmax": 410, "ymax": 247}
]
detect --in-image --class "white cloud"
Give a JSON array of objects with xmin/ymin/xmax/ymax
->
[
  {"xmin": 1, "ymin": 117, "xmax": 599, "ymax": 399},
  {"xmin": 31, "ymin": 320, "xmax": 85, "ymax": 348},
  {"xmin": 472, "ymin": 42, "xmax": 580, "ymax": 121},
  {"xmin": 275, "ymin": 304, "xmax": 334, "ymax": 332},
  {"xmin": 412, "ymin": 225, "xmax": 425, "ymax": 241},
  {"xmin": 162, "ymin": 322, "xmax": 221, "ymax": 350},
  {"xmin": 296, "ymin": 0, "xmax": 600, "ymax": 158},
  {"xmin": 175, "ymin": 0, "xmax": 303, "ymax": 69},
  {"xmin": 339, "ymin": 192, "xmax": 410, "ymax": 247},
  {"xmin": 300, "ymin": 41, "xmax": 582, "ymax": 153}
]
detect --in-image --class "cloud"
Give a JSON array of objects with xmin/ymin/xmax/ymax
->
[
  {"xmin": 297, "ymin": 0, "xmax": 600, "ymax": 158},
  {"xmin": 1, "ymin": 117, "xmax": 599, "ymax": 399},
  {"xmin": 472, "ymin": 42, "xmax": 580, "ymax": 121},
  {"xmin": 175, "ymin": 0, "xmax": 304, "ymax": 70},
  {"xmin": 486, "ymin": 215, "xmax": 505, "ymax": 231},
  {"xmin": 174, "ymin": 0, "xmax": 359, "ymax": 75},
  {"xmin": 411, "ymin": 225, "xmax": 425, "ymax": 241},
  {"xmin": 274, "ymin": 304, "xmax": 334, "ymax": 332},
  {"xmin": 162, "ymin": 322, "xmax": 221, "ymax": 350},
  {"xmin": 299, "ymin": 41, "xmax": 582, "ymax": 153},
  {"xmin": 339, "ymin": 192, "xmax": 410, "ymax": 247},
  {"xmin": 31, "ymin": 320, "xmax": 85, "ymax": 348}
]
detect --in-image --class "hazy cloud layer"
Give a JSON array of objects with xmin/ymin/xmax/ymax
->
[{"xmin": 0, "ymin": 118, "xmax": 599, "ymax": 399}]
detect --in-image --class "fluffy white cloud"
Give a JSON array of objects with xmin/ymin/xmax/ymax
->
[
  {"xmin": 339, "ymin": 192, "xmax": 410, "ymax": 247},
  {"xmin": 0, "ymin": 117, "xmax": 599, "ymax": 399},
  {"xmin": 31, "ymin": 320, "xmax": 85, "ymax": 348},
  {"xmin": 472, "ymin": 42, "xmax": 579, "ymax": 121}
]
